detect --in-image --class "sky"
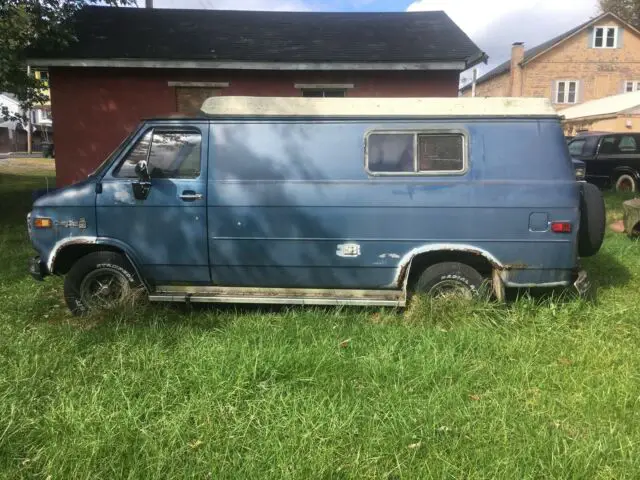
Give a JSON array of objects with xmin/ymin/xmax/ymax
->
[{"xmin": 150, "ymin": 0, "xmax": 602, "ymax": 78}]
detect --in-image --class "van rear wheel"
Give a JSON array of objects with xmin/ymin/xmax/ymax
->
[
  {"xmin": 413, "ymin": 262, "xmax": 486, "ymax": 300},
  {"xmin": 64, "ymin": 251, "xmax": 140, "ymax": 315},
  {"xmin": 578, "ymin": 182, "xmax": 605, "ymax": 258}
]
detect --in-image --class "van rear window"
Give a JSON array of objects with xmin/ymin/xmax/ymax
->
[{"xmin": 366, "ymin": 131, "xmax": 465, "ymax": 174}]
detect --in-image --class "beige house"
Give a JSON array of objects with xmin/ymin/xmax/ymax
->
[{"xmin": 460, "ymin": 12, "xmax": 640, "ymax": 114}]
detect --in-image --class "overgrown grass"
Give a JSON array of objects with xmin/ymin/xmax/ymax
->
[{"xmin": 1, "ymin": 164, "xmax": 640, "ymax": 479}]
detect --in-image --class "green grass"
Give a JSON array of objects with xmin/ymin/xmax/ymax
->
[{"xmin": 1, "ymin": 166, "xmax": 640, "ymax": 479}]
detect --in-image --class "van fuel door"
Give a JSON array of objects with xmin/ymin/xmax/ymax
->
[{"xmin": 529, "ymin": 212, "xmax": 549, "ymax": 232}]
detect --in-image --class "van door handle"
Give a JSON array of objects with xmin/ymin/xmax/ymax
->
[{"xmin": 179, "ymin": 191, "xmax": 203, "ymax": 202}]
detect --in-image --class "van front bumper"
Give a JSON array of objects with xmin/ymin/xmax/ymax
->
[{"xmin": 29, "ymin": 256, "xmax": 48, "ymax": 281}]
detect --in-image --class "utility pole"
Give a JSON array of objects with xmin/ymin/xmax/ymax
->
[
  {"xmin": 26, "ymin": 64, "xmax": 32, "ymax": 154},
  {"xmin": 471, "ymin": 68, "xmax": 477, "ymax": 98}
]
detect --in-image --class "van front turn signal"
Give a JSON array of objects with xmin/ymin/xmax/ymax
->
[{"xmin": 33, "ymin": 217, "xmax": 53, "ymax": 229}]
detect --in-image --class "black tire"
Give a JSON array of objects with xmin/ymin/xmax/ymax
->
[
  {"xmin": 413, "ymin": 262, "xmax": 486, "ymax": 300},
  {"xmin": 614, "ymin": 173, "xmax": 637, "ymax": 193},
  {"xmin": 64, "ymin": 251, "xmax": 140, "ymax": 316},
  {"xmin": 578, "ymin": 182, "xmax": 605, "ymax": 258}
]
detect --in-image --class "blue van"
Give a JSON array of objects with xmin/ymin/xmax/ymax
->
[{"xmin": 27, "ymin": 96, "xmax": 605, "ymax": 314}]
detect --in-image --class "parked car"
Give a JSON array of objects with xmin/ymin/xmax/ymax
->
[
  {"xmin": 26, "ymin": 96, "xmax": 605, "ymax": 315},
  {"xmin": 572, "ymin": 158, "xmax": 586, "ymax": 181},
  {"xmin": 568, "ymin": 132, "xmax": 640, "ymax": 192}
]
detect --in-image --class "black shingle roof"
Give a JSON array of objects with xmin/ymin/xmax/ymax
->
[
  {"xmin": 29, "ymin": 6, "xmax": 485, "ymax": 67},
  {"xmin": 460, "ymin": 15, "xmax": 600, "ymax": 91}
]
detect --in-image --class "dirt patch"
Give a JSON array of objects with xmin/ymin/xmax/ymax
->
[{"xmin": 0, "ymin": 157, "xmax": 55, "ymax": 176}]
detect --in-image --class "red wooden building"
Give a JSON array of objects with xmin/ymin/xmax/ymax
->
[{"xmin": 28, "ymin": 6, "xmax": 485, "ymax": 186}]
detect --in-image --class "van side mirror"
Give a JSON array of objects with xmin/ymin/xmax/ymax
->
[
  {"xmin": 132, "ymin": 160, "xmax": 151, "ymax": 200},
  {"xmin": 135, "ymin": 160, "xmax": 150, "ymax": 182}
]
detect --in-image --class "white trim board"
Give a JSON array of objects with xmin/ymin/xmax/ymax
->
[
  {"xmin": 168, "ymin": 81, "xmax": 230, "ymax": 87},
  {"xmin": 200, "ymin": 95, "xmax": 559, "ymax": 117},
  {"xmin": 27, "ymin": 58, "xmax": 468, "ymax": 71},
  {"xmin": 294, "ymin": 83, "xmax": 355, "ymax": 89}
]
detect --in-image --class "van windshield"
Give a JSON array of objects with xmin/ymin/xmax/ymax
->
[{"xmin": 87, "ymin": 127, "xmax": 141, "ymax": 179}]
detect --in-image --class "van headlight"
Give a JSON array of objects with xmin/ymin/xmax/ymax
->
[{"xmin": 575, "ymin": 167, "xmax": 586, "ymax": 180}]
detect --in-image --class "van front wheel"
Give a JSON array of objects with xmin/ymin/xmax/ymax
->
[
  {"xmin": 64, "ymin": 251, "xmax": 140, "ymax": 315},
  {"xmin": 413, "ymin": 262, "xmax": 486, "ymax": 300}
]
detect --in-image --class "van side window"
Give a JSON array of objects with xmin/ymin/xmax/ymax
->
[
  {"xmin": 115, "ymin": 131, "xmax": 152, "ymax": 178},
  {"xmin": 114, "ymin": 128, "xmax": 202, "ymax": 179},
  {"xmin": 367, "ymin": 133, "xmax": 414, "ymax": 172},
  {"xmin": 418, "ymin": 134, "xmax": 463, "ymax": 172},
  {"xmin": 148, "ymin": 130, "xmax": 201, "ymax": 178},
  {"xmin": 366, "ymin": 131, "xmax": 465, "ymax": 174}
]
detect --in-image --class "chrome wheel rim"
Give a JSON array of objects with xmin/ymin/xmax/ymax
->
[
  {"xmin": 79, "ymin": 268, "xmax": 129, "ymax": 310},
  {"xmin": 428, "ymin": 279, "xmax": 473, "ymax": 300},
  {"xmin": 617, "ymin": 177, "xmax": 634, "ymax": 192}
]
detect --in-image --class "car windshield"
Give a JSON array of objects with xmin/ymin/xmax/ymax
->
[
  {"xmin": 568, "ymin": 139, "xmax": 585, "ymax": 156},
  {"xmin": 87, "ymin": 127, "xmax": 141, "ymax": 178}
]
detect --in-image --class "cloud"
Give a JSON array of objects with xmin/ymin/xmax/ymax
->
[
  {"xmin": 407, "ymin": 0, "xmax": 600, "ymax": 75},
  {"xmin": 147, "ymin": 0, "xmax": 312, "ymax": 10}
]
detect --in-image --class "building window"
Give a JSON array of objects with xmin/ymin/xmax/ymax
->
[
  {"xmin": 625, "ymin": 81, "xmax": 640, "ymax": 92},
  {"xmin": 555, "ymin": 80, "xmax": 579, "ymax": 104},
  {"xmin": 301, "ymin": 89, "xmax": 346, "ymax": 98},
  {"xmin": 593, "ymin": 26, "xmax": 618, "ymax": 48},
  {"xmin": 37, "ymin": 109, "xmax": 52, "ymax": 122},
  {"xmin": 1, "ymin": 106, "xmax": 9, "ymax": 118},
  {"xmin": 366, "ymin": 131, "xmax": 466, "ymax": 175}
]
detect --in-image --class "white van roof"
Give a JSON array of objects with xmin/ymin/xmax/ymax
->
[{"xmin": 200, "ymin": 96, "xmax": 558, "ymax": 117}]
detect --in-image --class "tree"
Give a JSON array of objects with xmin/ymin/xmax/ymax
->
[
  {"xmin": 599, "ymin": 0, "xmax": 640, "ymax": 29},
  {"xmin": 0, "ymin": 0, "xmax": 133, "ymax": 120}
]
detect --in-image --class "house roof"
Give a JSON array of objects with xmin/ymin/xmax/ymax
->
[
  {"xmin": 461, "ymin": 12, "xmax": 635, "ymax": 92},
  {"xmin": 199, "ymin": 96, "xmax": 558, "ymax": 117},
  {"xmin": 28, "ymin": 6, "xmax": 486, "ymax": 71},
  {"xmin": 560, "ymin": 91, "xmax": 640, "ymax": 120}
]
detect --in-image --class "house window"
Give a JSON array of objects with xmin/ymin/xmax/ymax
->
[
  {"xmin": 38, "ymin": 109, "xmax": 51, "ymax": 122},
  {"xmin": 301, "ymin": 89, "xmax": 346, "ymax": 98},
  {"xmin": 39, "ymin": 71, "xmax": 49, "ymax": 84},
  {"xmin": 625, "ymin": 81, "xmax": 640, "ymax": 92},
  {"xmin": 556, "ymin": 80, "xmax": 579, "ymax": 104},
  {"xmin": 593, "ymin": 26, "xmax": 618, "ymax": 48},
  {"xmin": 366, "ymin": 131, "xmax": 466, "ymax": 175},
  {"xmin": 1, "ymin": 106, "xmax": 8, "ymax": 118}
]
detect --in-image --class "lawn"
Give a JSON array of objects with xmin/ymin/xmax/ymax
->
[{"xmin": 1, "ymin": 161, "xmax": 640, "ymax": 479}]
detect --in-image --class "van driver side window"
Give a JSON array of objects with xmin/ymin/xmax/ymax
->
[{"xmin": 115, "ymin": 128, "xmax": 202, "ymax": 179}]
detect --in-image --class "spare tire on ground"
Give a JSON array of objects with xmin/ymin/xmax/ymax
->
[{"xmin": 578, "ymin": 182, "xmax": 606, "ymax": 257}]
